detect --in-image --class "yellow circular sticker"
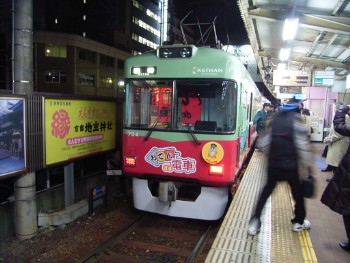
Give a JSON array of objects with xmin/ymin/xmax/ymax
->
[{"xmin": 201, "ymin": 142, "xmax": 224, "ymax": 164}]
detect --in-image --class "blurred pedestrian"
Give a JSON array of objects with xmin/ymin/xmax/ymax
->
[
  {"xmin": 301, "ymin": 108, "xmax": 312, "ymax": 137},
  {"xmin": 248, "ymin": 101, "xmax": 314, "ymax": 235},
  {"xmin": 321, "ymin": 103, "xmax": 350, "ymax": 252}
]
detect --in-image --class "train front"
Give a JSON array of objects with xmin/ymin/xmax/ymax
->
[{"xmin": 122, "ymin": 46, "xmax": 244, "ymax": 220}]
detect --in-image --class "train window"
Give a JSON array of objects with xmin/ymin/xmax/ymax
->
[
  {"xmin": 124, "ymin": 80, "xmax": 172, "ymax": 129},
  {"xmin": 176, "ymin": 80, "xmax": 237, "ymax": 132},
  {"xmin": 124, "ymin": 79, "xmax": 237, "ymax": 133}
]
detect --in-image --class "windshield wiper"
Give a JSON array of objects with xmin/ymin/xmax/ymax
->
[
  {"xmin": 144, "ymin": 108, "xmax": 201, "ymax": 145},
  {"xmin": 179, "ymin": 113, "xmax": 201, "ymax": 145},
  {"xmin": 144, "ymin": 107, "xmax": 168, "ymax": 141}
]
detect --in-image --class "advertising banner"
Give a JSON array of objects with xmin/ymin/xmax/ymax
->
[
  {"xmin": 0, "ymin": 97, "xmax": 26, "ymax": 177},
  {"xmin": 44, "ymin": 98, "xmax": 117, "ymax": 165}
]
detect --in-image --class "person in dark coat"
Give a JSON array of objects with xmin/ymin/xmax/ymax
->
[
  {"xmin": 248, "ymin": 102, "xmax": 313, "ymax": 235},
  {"xmin": 321, "ymin": 103, "xmax": 350, "ymax": 252},
  {"xmin": 252, "ymin": 103, "xmax": 271, "ymax": 151},
  {"xmin": 252, "ymin": 103, "xmax": 271, "ymax": 135}
]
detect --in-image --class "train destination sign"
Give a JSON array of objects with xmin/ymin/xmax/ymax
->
[
  {"xmin": 313, "ymin": 70, "xmax": 335, "ymax": 87},
  {"xmin": 273, "ymin": 70, "xmax": 311, "ymax": 87}
]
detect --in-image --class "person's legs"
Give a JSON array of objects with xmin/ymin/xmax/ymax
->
[
  {"xmin": 321, "ymin": 164, "xmax": 333, "ymax": 172},
  {"xmin": 248, "ymin": 168, "xmax": 278, "ymax": 235},
  {"xmin": 286, "ymin": 170, "xmax": 310, "ymax": 232},
  {"xmin": 326, "ymin": 166, "xmax": 338, "ymax": 182},
  {"xmin": 252, "ymin": 171, "xmax": 278, "ymax": 219},
  {"xmin": 339, "ymin": 215, "xmax": 350, "ymax": 251}
]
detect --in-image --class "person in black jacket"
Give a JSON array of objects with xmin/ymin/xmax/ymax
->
[
  {"xmin": 248, "ymin": 101, "xmax": 313, "ymax": 235},
  {"xmin": 321, "ymin": 103, "xmax": 350, "ymax": 252}
]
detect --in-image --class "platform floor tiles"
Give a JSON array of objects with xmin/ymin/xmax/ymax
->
[{"xmin": 205, "ymin": 142, "xmax": 350, "ymax": 263}]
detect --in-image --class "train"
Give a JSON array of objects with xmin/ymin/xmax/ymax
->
[{"xmin": 122, "ymin": 44, "xmax": 264, "ymax": 220}]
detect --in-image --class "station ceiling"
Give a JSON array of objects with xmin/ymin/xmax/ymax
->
[{"xmin": 237, "ymin": 0, "xmax": 350, "ymax": 98}]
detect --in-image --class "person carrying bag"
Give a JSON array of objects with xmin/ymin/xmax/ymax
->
[{"xmin": 248, "ymin": 101, "xmax": 316, "ymax": 236}]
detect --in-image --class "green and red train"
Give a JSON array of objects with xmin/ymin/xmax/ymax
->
[{"xmin": 122, "ymin": 44, "xmax": 264, "ymax": 220}]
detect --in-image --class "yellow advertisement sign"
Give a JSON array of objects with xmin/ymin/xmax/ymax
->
[{"xmin": 44, "ymin": 99, "xmax": 117, "ymax": 165}]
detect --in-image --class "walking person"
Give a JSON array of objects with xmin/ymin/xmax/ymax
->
[
  {"xmin": 248, "ymin": 101, "xmax": 313, "ymax": 235},
  {"xmin": 321, "ymin": 103, "xmax": 350, "ymax": 252}
]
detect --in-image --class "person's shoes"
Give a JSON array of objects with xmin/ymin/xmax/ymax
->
[
  {"xmin": 339, "ymin": 241, "xmax": 350, "ymax": 252},
  {"xmin": 247, "ymin": 217, "xmax": 261, "ymax": 236},
  {"xmin": 292, "ymin": 219, "xmax": 311, "ymax": 232},
  {"xmin": 326, "ymin": 178, "xmax": 331, "ymax": 182},
  {"xmin": 321, "ymin": 168, "xmax": 332, "ymax": 172}
]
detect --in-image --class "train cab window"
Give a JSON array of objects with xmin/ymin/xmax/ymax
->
[
  {"xmin": 124, "ymin": 80, "xmax": 172, "ymax": 129},
  {"xmin": 124, "ymin": 79, "xmax": 237, "ymax": 133},
  {"xmin": 176, "ymin": 80, "xmax": 237, "ymax": 133}
]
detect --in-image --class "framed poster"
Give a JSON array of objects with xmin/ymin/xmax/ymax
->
[{"xmin": 0, "ymin": 97, "xmax": 26, "ymax": 177}]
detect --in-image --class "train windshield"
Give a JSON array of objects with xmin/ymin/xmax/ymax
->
[{"xmin": 124, "ymin": 80, "xmax": 237, "ymax": 133}]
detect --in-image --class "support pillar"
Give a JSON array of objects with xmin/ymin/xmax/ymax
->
[
  {"xmin": 64, "ymin": 163, "xmax": 74, "ymax": 207},
  {"xmin": 15, "ymin": 172, "xmax": 37, "ymax": 240},
  {"xmin": 13, "ymin": 0, "xmax": 37, "ymax": 241}
]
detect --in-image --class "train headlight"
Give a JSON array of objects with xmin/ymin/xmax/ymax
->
[
  {"xmin": 180, "ymin": 48, "xmax": 191, "ymax": 58},
  {"xmin": 132, "ymin": 67, "xmax": 141, "ymax": 75},
  {"xmin": 124, "ymin": 156, "xmax": 136, "ymax": 167},
  {"xmin": 158, "ymin": 46, "xmax": 193, "ymax": 58},
  {"xmin": 147, "ymin": 67, "xmax": 155, "ymax": 74},
  {"xmin": 162, "ymin": 48, "xmax": 172, "ymax": 58},
  {"xmin": 210, "ymin": 165, "xmax": 224, "ymax": 175}
]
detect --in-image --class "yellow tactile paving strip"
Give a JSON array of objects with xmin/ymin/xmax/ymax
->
[
  {"xmin": 285, "ymin": 184, "xmax": 318, "ymax": 263},
  {"xmin": 205, "ymin": 151, "xmax": 318, "ymax": 263},
  {"xmin": 271, "ymin": 182, "xmax": 304, "ymax": 262}
]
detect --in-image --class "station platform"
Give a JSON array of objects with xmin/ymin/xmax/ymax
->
[{"xmin": 205, "ymin": 143, "xmax": 350, "ymax": 263}]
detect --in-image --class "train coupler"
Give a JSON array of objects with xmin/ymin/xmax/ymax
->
[{"xmin": 159, "ymin": 181, "xmax": 178, "ymax": 206}]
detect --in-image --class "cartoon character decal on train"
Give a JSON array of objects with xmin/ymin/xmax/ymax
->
[{"xmin": 122, "ymin": 45, "xmax": 264, "ymax": 220}]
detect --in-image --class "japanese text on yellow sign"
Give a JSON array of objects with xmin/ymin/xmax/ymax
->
[{"xmin": 44, "ymin": 99, "xmax": 117, "ymax": 165}]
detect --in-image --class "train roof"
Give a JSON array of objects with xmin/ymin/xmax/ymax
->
[{"xmin": 124, "ymin": 45, "xmax": 254, "ymax": 83}]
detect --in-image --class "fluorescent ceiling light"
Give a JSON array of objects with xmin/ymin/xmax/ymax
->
[
  {"xmin": 283, "ymin": 18, "xmax": 299, "ymax": 40},
  {"xmin": 278, "ymin": 63, "xmax": 287, "ymax": 70},
  {"xmin": 279, "ymin": 48, "xmax": 291, "ymax": 61}
]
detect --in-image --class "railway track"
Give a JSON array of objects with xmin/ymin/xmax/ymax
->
[
  {"xmin": 78, "ymin": 152, "xmax": 251, "ymax": 263},
  {"xmin": 79, "ymin": 212, "xmax": 220, "ymax": 263}
]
